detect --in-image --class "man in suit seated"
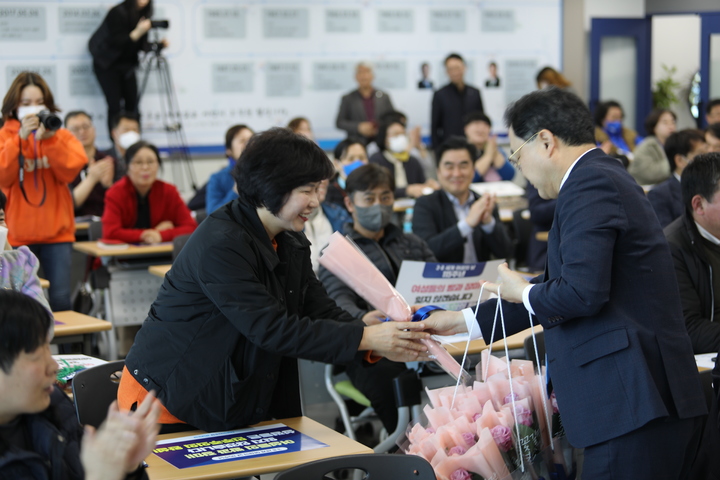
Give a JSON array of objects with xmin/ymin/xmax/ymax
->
[
  {"xmin": 318, "ymin": 164, "xmax": 436, "ymax": 436},
  {"xmin": 411, "ymin": 136, "xmax": 512, "ymax": 263},
  {"xmin": 421, "ymin": 87, "xmax": 707, "ymax": 479},
  {"xmin": 648, "ymin": 129, "xmax": 707, "ymax": 228},
  {"xmin": 665, "ymin": 153, "xmax": 720, "ymax": 354}
]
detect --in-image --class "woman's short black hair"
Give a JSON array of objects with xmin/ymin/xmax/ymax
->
[
  {"xmin": 644, "ymin": 109, "xmax": 676, "ymax": 136},
  {"xmin": 232, "ymin": 128, "xmax": 334, "ymax": 214},
  {"xmin": 124, "ymin": 141, "xmax": 161, "ymax": 169},
  {"xmin": 0, "ymin": 290, "xmax": 52, "ymax": 373},
  {"xmin": 593, "ymin": 100, "xmax": 623, "ymax": 127},
  {"xmin": 505, "ymin": 87, "xmax": 596, "ymax": 146},
  {"xmin": 376, "ymin": 112, "xmax": 406, "ymax": 153},
  {"xmin": 333, "ymin": 137, "xmax": 366, "ymax": 161},
  {"xmin": 224, "ymin": 124, "xmax": 252, "ymax": 151},
  {"xmin": 345, "ymin": 164, "xmax": 395, "ymax": 197}
]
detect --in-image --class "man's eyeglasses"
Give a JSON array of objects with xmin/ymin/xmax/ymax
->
[{"xmin": 508, "ymin": 131, "xmax": 541, "ymax": 165}]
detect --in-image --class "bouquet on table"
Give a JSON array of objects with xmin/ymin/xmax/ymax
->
[
  {"xmin": 318, "ymin": 231, "xmax": 470, "ymax": 383},
  {"xmin": 403, "ymin": 306, "xmax": 576, "ymax": 480}
]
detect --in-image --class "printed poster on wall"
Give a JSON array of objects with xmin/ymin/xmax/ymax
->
[{"xmin": 152, "ymin": 423, "xmax": 328, "ymax": 469}]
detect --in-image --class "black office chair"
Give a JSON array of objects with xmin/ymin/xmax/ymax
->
[
  {"xmin": 274, "ymin": 453, "xmax": 436, "ymax": 480},
  {"xmin": 524, "ymin": 330, "xmax": 546, "ymax": 367},
  {"xmin": 72, "ymin": 360, "xmax": 124, "ymax": 428},
  {"xmin": 512, "ymin": 209, "xmax": 533, "ymax": 270}
]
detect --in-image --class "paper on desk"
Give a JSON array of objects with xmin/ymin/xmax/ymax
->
[
  {"xmin": 695, "ymin": 353, "xmax": 717, "ymax": 370},
  {"xmin": 53, "ymin": 354, "xmax": 107, "ymax": 383},
  {"xmin": 470, "ymin": 181, "xmax": 525, "ymax": 197}
]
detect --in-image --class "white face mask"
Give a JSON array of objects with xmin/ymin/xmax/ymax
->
[
  {"xmin": 388, "ymin": 134, "xmax": 409, "ymax": 153},
  {"xmin": 118, "ymin": 130, "xmax": 141, "ymax": 150},
  {"xmin": 16, "ymin": 105, "xmax": 46, "ymax": 120}
]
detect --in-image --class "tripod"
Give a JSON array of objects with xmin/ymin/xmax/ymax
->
[{"xmin": 137, "ymin": 36, "xmax": 197, "ymax": 193}]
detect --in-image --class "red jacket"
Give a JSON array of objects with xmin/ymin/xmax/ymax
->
[
  {"xmin": 102, "ymin": 176, "xmax": 197, "ymax": 243},
  {"xmin": 0, "ymin": 119, "xmax": 87, "ymax": 245}
]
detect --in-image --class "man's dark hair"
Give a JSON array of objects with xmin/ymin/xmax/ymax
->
[
  {"xmin": 444, "ymin": 53, "xmax": 464, "ymax": 65},
  {"xmin": 643, "ymin": 108, "xmax": 676, "ymax": 137},
  {"xmin": 110, "ymin": 111, "xmax": 140, "ymax": 132},
  {"xmin": 707, "ymin": 123, "xmax": 720, "ymax": 140},
  {"xmin": 64, "ymin": 110, "xmax": 92, "ymax": 128},
  {"xmin": 593, "ymin": 100, "xmax": 623, "ymax": 128},
  {"xmin": 124, "ymin": 140, "xmax": 162, "ymax": 168},
  {"xmin": 505, "ymin": 87, "xmax": 595, "ymax": 146},
  {"xmin": 0, "ymin": 189, "xmax": 6, "ymax": 210},
  {"xmin": 333, "ymin": 137, "xmax": 366, "ymax": 161},
  {"xmin": 463, "ymin": 111, "xmax": 491, "ymax": 128},
  {"xmin": 376, "ymin": 112, "xmax": 407, "ymax": 153},
  {"xmin": 345, "ymin": 164, "xmax": 395, "ymax": 197},
  {"xmin": 224, "ymin": 124, "xmax": 252, "ymax": 151},
  {"xmin": 436, "ymin": 136, "xmax": 477, "ymax": 167},
  {"xmin": 681, "ymin": 152, "xmax": 720, "ymax": 214},
  {"xmin": 664, "ymin": 129, "xmax": 706, "ymax": 171},
  {"xmin": 0, "ymin": 290, "xmax": 52, "ymax": 374},
  {"xmin": 232, "ymin": 128, "xmax": 334, "ymax": 214},
  {"xmin": 706, "ymin": 99, "xmax": 720, "ymax": 115}
]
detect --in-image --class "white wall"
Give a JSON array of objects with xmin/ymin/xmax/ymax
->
[{"xmin": 650, "ymin": 15, "xmax": 701, "ymax": 131}]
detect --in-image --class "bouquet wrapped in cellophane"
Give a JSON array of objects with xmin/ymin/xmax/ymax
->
[
  {"xmin": 402, "ymin": 286, "xmax": 578, "ymax": 480},
  {"xmin": 318, "ymin": 231, "xmax": 471, "ymax": 382}
]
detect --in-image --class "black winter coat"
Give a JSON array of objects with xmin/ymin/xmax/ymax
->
[
  {"xmin": 0, "ymin": 387, "xmax": 146, "ymax": 480},
  {"xmin": 665, "ymin": 214, "xmax": 720, "ymax": 354},
  {"xmin": 124, "ymin": 198, "xmax": 364, "ymax": 432}
]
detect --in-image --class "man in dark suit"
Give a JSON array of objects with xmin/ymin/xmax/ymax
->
[
  {"xmin": 336, "ymin": 62, "xmax": 395, "ymax": 143},
  {"xmin": 422, "ymin": 88, "xmax": 707, "ymax": 479},
  {"xmin": 665, "ymin": 152, "xmax": 720, "ymax": 354},
  {"xmin": 648, "ymin": 129, "xmax": 707, "ymax": 228},
  {"xmin": 431, "ymin": 53, "xmax": 483, "ymax": 148},
  {"xmin": 412, "ymin": 136, "xmax": 511, "ymax": 263}
]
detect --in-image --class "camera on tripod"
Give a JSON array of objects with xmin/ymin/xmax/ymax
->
[
  {"xmin": 148, "ymin": 19, "xmax": 169, "ymax": 51},
  {"xmin": 37, "ymin": 110, "xmax": 62, "ymax": 131},
  {"xmin": 151, "ymin": 19, "xmax": 169, "ymax": 29}
]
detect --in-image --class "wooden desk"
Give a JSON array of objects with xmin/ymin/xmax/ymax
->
[
  {"xmin": 39, "ymin": 277, "xmax": 49, "ymax": 289},
  {"xmin": 52, "ymin": 311, "xmax": 111, "ymax": 355},
  {"xmin": 73, "ymin": 241, "xmax": 174, "ymax": 258},
  {"xmin": 536, "ymin": 231, "xmax": 548, "ymax": 242},
  {"xmin": 149, "ymin": 264, "xmax": 172, "ymax": 278},
  {"xmin": 75, "ymin": 222, "xmax": 90, "ymax": 232},
  {"xmin": 145, "ymin": 416, "xmax": 372, "ymax": 480},
  {"xmin": 444, "ymin": 325, "xmax": 543, "ymax": 356}
]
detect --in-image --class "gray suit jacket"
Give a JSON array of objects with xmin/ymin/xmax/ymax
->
[{"xmin": 336, "ymin": 89, "xmax": 394, "ymax": 137}]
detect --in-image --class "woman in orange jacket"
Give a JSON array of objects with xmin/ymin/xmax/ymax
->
[{"xmin": 0, "ymin": 72, "xmax": 87, "ymax": 311}]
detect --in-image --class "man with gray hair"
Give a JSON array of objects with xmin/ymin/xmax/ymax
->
[{"xmin": 336, "ymin": 62, "xmax": 395, "ymax": 142}]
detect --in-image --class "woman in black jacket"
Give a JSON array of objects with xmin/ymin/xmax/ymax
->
[
  {"xmin": 118, "ymin": 128, "xmax": 431, "ymax": 432},
  {"xmin": 90, "ymin": 0, "xmax": 156, "ymax": 133}
]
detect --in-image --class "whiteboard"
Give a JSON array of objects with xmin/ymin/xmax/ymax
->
[{"xmin": 0, "ymin": 0, "xmax": 561, "ymax": 152}]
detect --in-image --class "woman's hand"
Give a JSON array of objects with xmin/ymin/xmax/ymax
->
[
  {"xmin": 81, "ymin": 393, "xmax": 160, "ymax": 480},
  {"xmin": 19, "ymin": 112, "xmax": 40, "ymax": 140},
  {"xmin": 358, "ymin": 321, "xmax": 431, "ymax": 362},
  {"xmin": 361, "ymin": 309, "xmax": 386, "ymax": 325},
  {"xmin": 154, "ymin": 220, "xmax": 174, "ymax": 231},
  {"xmin": 130, "ymin": 17, "xmax": 152, "ymax": 42},
  {"xmin": 140, "ymin": 229, "xmax": 162, "ymax": 244}
]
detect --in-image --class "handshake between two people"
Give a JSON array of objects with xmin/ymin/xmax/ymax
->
[{"xmin": 357, "ymin": 262, "xmax": 531, "ymax": 363}]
